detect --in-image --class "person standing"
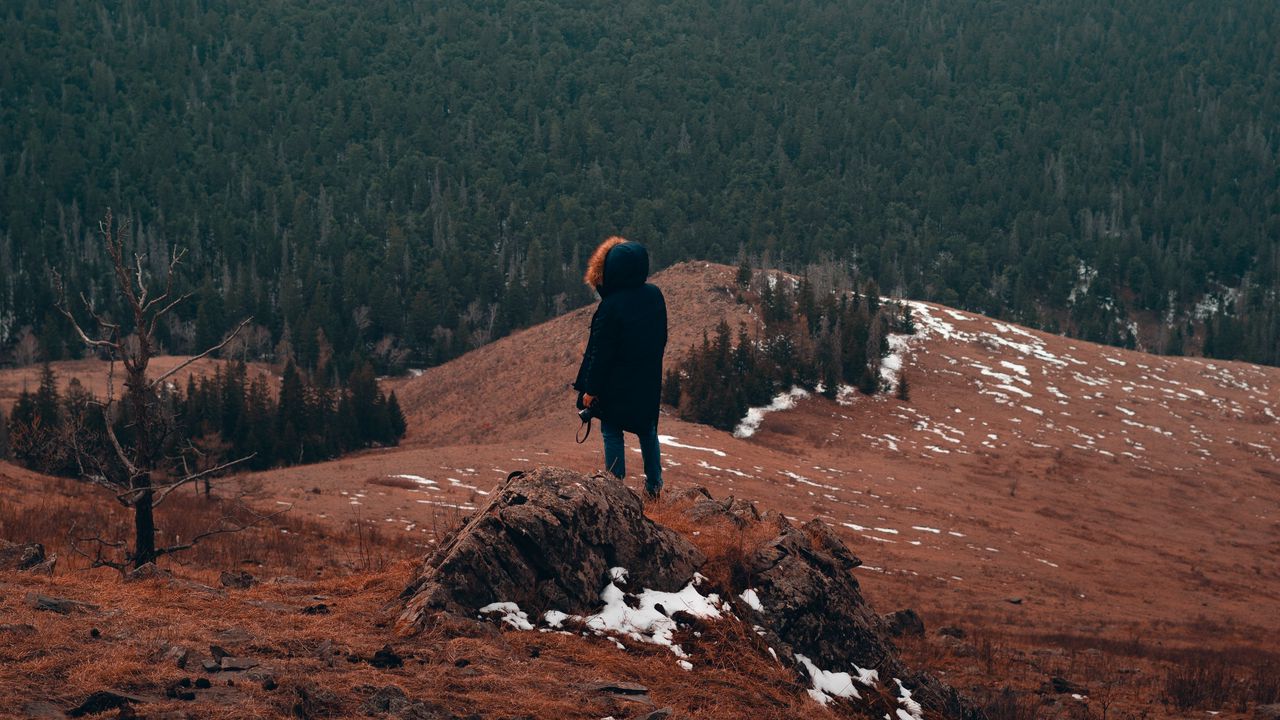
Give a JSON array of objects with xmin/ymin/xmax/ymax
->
[{"xmin": 574, "ymin": 237, "xmax": 668, "ymax": 499}]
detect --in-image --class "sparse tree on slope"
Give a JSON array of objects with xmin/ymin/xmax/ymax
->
[{"xmin": 54, "ymin": 209, "xmax": 261, "ymax": 569}]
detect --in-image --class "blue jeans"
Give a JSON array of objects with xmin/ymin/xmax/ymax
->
[{"xmin": 601, "ymin": 419, "xmax": 663, "ymax": 493}]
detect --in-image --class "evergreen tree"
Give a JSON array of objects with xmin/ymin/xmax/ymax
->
[
  {"xmin": 661, "ymin": 368, "xmax": 682, "ymax": 407},
  {"xmin": 35, "ymin": 362, "xmax": 61, "ymax": 430},
  {"xmin": 386, "ymin": 392, "xmax": 407, "ymax": 444},
  {"xmin": 8, "ymin": 391, "xmax": 39, "ymax": 468},
  {"xmin": 276, "ymin": 361, "xmax": 306, "ymax": 463},
  {"xmin": 243, "ymin": 375, "xmax": 274, "ymax": 468},
  {"xmin": 348, "ymin": 362, "xmax": 381, "ymax": 445},
  {"xmin": 735, "ymin": 258, "xmax": 753, "ymax": 290},
  {"xmin": 815, "ymin": 318, "xmax": 841, "ymax": 399}
]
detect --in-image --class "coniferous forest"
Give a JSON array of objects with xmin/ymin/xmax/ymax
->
[
  {"xmin": 664, "ymin": 267, "xmax": 913, "ymax": 430},
  {"xmin": 2, "ymin": 0, "xmax": 1278, "ymax": 372},
  {"xmin": 5, "ymin": 361, "xmax": 407, "ymax": 478}
]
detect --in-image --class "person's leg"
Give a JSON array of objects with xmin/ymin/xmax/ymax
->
[
  {"xmin": 637, "ymin": 424, "xmax": 663, "ymax": 496},
  {"xmin": 600, "ymin": 418, "xmax": 626, "ymax": 479}
]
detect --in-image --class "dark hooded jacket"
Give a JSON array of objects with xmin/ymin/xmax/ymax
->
[{"xmin": 573, "ymin": 242, "xmax": 668, "ymax": 434}]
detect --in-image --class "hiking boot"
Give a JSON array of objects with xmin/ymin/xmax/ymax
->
[{"xmin": 644, "ymin": 485, "xmax": 661, "ymax": 502}]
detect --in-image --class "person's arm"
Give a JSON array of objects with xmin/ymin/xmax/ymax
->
[
  {"xmin": 582, "ymin": 300, "xmax": 619, "ymax": 400},
  {"xmin": 574, "ymin": 306, "xmax": 602, "ymax": 394}
]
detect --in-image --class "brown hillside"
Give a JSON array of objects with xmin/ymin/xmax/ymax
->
[
  {"xmin": 4, "ymin": 261, "xmax": 1279, "ymax": 718},
  {"xmin": 395, "ymin": 261, "xmax": 757, "ymax": 445}
]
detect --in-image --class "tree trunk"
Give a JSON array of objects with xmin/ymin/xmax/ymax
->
[{"xmin": 132, "ymin": 473, "xmax": 156, "ymax": 567}]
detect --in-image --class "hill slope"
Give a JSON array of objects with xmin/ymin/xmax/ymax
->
[
  {"xmin": 4, "ymin": 262, "xmax": 1278, "ymax": 716},
  {"xmin": 273, "ymin": 262, "xmax": 1280, "ymax": 656}
]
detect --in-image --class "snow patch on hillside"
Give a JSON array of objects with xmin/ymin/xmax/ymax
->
[{"xmin": 735, "ymin": 387, "xmax": 809, "ymax": 438}]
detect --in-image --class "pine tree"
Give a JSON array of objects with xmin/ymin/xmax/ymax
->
[
  {"xmin": 35, "ymin": 362, "xmax": 61, "ymax": 430},
  {"xmin": 863, "ymin": 280, "xmax": 881, "ymax": 315},
  {"xmin": 896, "ymin": 371, "xmax": 911, "ymax": 402},
  {"xmin": 815, "ymin": 318, "xmax": 841, "ymax": 399},
  {"xmin": 899, "ymin": 305, "xmax": 917, "ymax": 334},
  {"xmin": 277, "ymin": 361, "xmax": 306, "ymax": 462},
  {"xmin": 8, "ymin": 391, "xmax": 39, "ymax": 469},
  {"xmin": 347, "ymin": 362, "xmax": 380, "ymax": 445},
  {"xmin": 335, "ymin": 391, "xmax": 359, "ymax": 452},
  {"xmin": 386, "ymin": 391, "xmax": 407, "ymax": 443},
  {"xmin": 243, "ymin": 375, "xmax": 275, "ymax": 468},
  {"xmin": 221, "ymin": 361, "xmax": 247, "ymax": 448},
  {"xmin": 735, "ymin": 257, "xmax": 753, "ymax": 290}
]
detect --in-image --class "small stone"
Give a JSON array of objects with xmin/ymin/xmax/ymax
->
[
  {"xmin": 213, "ymin": 628, "xmax": 252, "ymax": 644},
  {"xmin": 1005, "ymin": 597, "xmax": 1024, "ymax": 605},
  {"xmin": 219, "ymin": 571, "xmax": 256, "ymax": 589},
  {"xmin": 23, "ymin": 592, "xmax": 97, "ymax": 615},
  {"xmin": 209, "ymin": 645, "xmax": 230, "ymax": 662},
  {"xmin": 201, "ymin": 659, "xmax": 220, "ymax": 673},
  {"xmin": 67, "ymin": 689, "xmax": 155, "ymax": 717},
  {"xmin": 1047, "ymin": 676, "xmax": 1087, "ymax": 695},
  {"xmin": 369, "ymin": 645, "xmax": 403, "ymax": 669},
  {"xmin": 164, "ymin": 682, "xmax": 196, "ymax": 702},
  {"xmin": 638, "ymin": 709, "xmax": 674, "ymax": 720},
  {"xmin": 25, "ymin": 554, "xmax": 57, "ymax": 575},
  {"xmin": 937, "ymin": 626, "xmax": 966, "ymax": 639},
  {"xmin": 883, "ymin": 608, "xmax": 925, "ymax": 637},
  {"xmin": 219, "ymin": 656, "xmax": 260, "ymax": 671},
  {"xmin": 0, "ymin": 540, "xmax": 46, "ymax": 571},
  {"xmin": 302, "ymin": 603, "xmax": 330, "ymax": 615}
]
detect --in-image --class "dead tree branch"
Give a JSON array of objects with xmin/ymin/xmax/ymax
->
[
  {"xmin": 149, "ymin": 316, "xmax": 253, "ymax": 390},
  {"xmin": 115, "ymin": 453, "xmax": 257, "ymax": 508},
  {"xmin": 153, "ymin": 503, "xmax": 291, "ymax": 558},
  {"xmin": 68, "ymin": 523, "xmax": 129, "ymax": 573}
]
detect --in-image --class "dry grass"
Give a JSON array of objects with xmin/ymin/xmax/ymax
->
[
  {"xmin": 0, "ymin": 557, "xmax": 850, "ymax": 719},
  {"xmin": 0, "ymin": 469, "xmax": 874, "ymax": 719},
  {"xmin": 0, "ymin": 463, "xmax": 423, "ymax": 577},
  {"xmin": 644, "ymin": 494, "xmax": 780, "ymax": 596},
  {"xmin": 892, "ymin": 614, "xmax": 1280, "ymax": 720}
]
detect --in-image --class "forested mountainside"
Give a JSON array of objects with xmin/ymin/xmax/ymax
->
[{"xmin": 2, "ymin": 0, "xmax": 1277, "ymax": 373}]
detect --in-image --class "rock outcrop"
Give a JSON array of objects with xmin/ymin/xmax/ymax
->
[
  {"xmin": 396, "ymin": 467, "xmax": 705, "ymax": 634},
  {"xmin": 721, "ymin": 508, "xmax": 981, "ymax": 719},
  {"xmin": 396, "ymin": 467, "xmax": 981, "ymax": 719}
]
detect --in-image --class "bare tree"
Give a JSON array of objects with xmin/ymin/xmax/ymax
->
[{"xmin": 55, "ymin": 209, "xmax": 256, "ymax": 568}]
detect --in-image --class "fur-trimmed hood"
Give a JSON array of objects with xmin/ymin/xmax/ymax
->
[{"xmin": 584, "ymin": 237, "xmax": 649, "ymax": 295}]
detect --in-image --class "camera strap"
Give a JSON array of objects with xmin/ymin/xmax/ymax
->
[{"xmin": 576, "ymin": 418, "xmax": 593, "ymax": 444}]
